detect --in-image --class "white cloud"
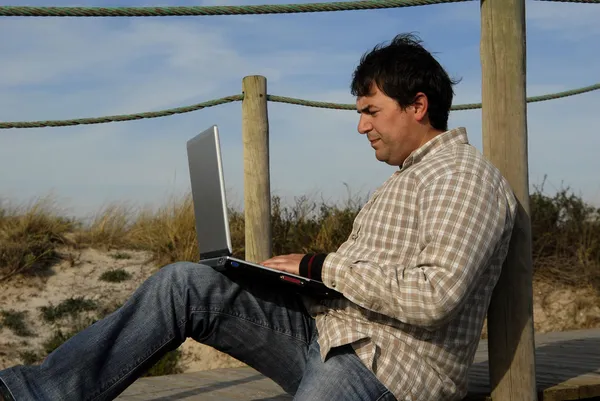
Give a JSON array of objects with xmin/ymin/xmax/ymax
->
[{"xmin": 1, "ymin": 1, "xmax": 599, "ymax": 221}]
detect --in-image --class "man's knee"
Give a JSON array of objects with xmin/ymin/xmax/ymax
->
[
  {"xmin": 295, "ymin": 345, "xmax": 393, "ymax": 401},
  {"xmin": 150, "ymin": 261, "xmax": 221, "ymax": 290}
]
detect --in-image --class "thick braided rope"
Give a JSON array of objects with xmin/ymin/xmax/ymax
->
[
  {"xmin": 0, "ymin": 95, "xmax": 242, "ymax": 129},
  {"xmin": 0, "ymin": 1, "xmax": 473, "ymax": 17},
  {"xmin": 268, "ymin": 82, "xmax": 600, "ymax": 110},
  {"xmin": 540, "ymin": 0, "xmax": 600, "ymax": 3},
  {"xmin": 0, "ymin": 0, "xmax": 597, "ymax": 17},
  {"xmin": 1, "ymin": 84, "xmax": 598, "ymax": 129}
]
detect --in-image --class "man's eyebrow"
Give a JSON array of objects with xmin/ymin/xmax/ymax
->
[{"xmin": 357, "ymin": 105, "xmax": 377, "ymax": 114}]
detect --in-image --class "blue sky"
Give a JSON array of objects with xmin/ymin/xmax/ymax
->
[{"xmin": 1, "ymin": 0, "xmax": 599, "ymax": 218}]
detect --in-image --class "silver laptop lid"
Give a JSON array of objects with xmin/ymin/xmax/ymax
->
[{"xmin": 186, "ymin": 125, "xmax": 233, "ymax": 259}]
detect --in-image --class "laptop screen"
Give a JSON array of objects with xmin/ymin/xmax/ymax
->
[{"xmin": 186, "ymin": 125, "xmax": 233, "ymax": 259}]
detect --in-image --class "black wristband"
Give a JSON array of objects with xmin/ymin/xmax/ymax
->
[
  {"xmin": 310, "ymin": 253, "xmax": 327, "ymax": 282},
  {"xmin": 299, "ymin": 253, "xmax": 314, "ymax": 278},
  {"xmin": 299, "ymin": 253, "xmax": 328, "ymax": 282}
]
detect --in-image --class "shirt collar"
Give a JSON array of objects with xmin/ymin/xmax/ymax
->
[{"xmin": 401, "ymin": 127, "xmax": 469, "ymax": 169}]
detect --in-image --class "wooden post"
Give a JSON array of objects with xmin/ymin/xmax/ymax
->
[
  {"xmin": 480, "ymin": 0, "xmax": 537, "ymax": 400},
  {"xmin": 241, "ymin": 75, "xmax": 272, "ymax": 263}
]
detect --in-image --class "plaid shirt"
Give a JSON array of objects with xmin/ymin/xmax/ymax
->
[{"xmin": 305, "ymin": 127, "xmax": 517, "ymax": 401}]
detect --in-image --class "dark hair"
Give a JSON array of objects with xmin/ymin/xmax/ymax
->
[{"xmin": 350, "ymin": 33, "xmax": 460, "ymax": 131}]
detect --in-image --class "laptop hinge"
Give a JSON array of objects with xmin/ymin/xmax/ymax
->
[{"xmin": 201, "ymin": 249, "xmax": 231, "ymax": 260}]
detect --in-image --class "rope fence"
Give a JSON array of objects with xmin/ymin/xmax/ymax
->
[
  {"xmin": 0, "ymin": 95, "xmax": 242, "ymax": 129},
  {"xmin": 0, "ymin": 0, "xmax": 597, "ymax": 17},
  {"xmin": 269, "ymin": 82, "xmax": 600, "ymax": 110},
  {"xmin": 0, "ymin": 1, "xmax": 468, "ymax": 17},
  {"xmin": 0, "ymin": 1, "xmax": 481, "ymax": 17},
  {"xmin": 0, "ymin": 0, "xmax": 597, "ymax": 129},
  {"xmin": 1, "ymin": 83, "xmax": 598, "ymax": 129}
]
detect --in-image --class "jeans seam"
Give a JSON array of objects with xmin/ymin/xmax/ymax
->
[
  {"xmin": 88, "ymin": 275, "xmax": 189, "ymax": 401},
  {"xmin": 0, "ymin": 376, "xmax": 17, "ymax": 401},
  {"xmin": 374, "ymin": 390, "xmax": 392, "ymax": 401},
  {"xmin": 87, "ymin": 315, "xmax": 187, "ymax": 401},
  {"xmin": 191, "ymin": 307, "xmax": 312, "ymax": 345}
]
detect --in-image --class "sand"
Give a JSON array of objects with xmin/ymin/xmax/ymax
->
[
  {"xmin": 1, "ymin": 247, "xmax": 599, "ymax": 372},
  {"xmin": 0, "ymin": 248, "xmax": 243, "ymax": 373}
]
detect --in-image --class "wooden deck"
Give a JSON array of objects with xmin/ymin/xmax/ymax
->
[
  {"xmin": 116, "ymin": 328, "xmax": 600, "ymax": 401},
  {"xmin": 466, "ymin": 328, "xmax": 600, "ymax": 401}
]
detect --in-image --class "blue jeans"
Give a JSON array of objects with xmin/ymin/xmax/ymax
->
[{"xmin": 0, "ymin": 262, "xmax": 396, "ymax": 401}]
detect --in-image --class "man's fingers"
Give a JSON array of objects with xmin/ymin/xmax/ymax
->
[
  {"xmin": 260, "ymin": 254, "xmax": 303, "ymax": 275},
  {"xmin": 263, "ymin": 256, "xmax": 291, "ymax": 264}
]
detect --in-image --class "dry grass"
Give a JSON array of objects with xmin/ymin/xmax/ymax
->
[
  {"xmin": 0, "ymin": 196, "xmax": 73, "ymax": 281},
  {"xmin": 126, "ymin": 193, "xmax": 198, "ymax": 266},
  {"xmin": 73, "ymin": 203, "xmax": 134, "ymax": 250},
  {"xmin": 1, "ymin": 181, "xmax": 599, "ymax": 292},
  {"xmin": 530, "ymin": 180, "xmax": 600, "ymax": 292}
]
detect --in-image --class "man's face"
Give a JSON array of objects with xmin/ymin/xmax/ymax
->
[{"xmin": 356, "ymin": 84, "xmax": 423, "ymax": 167}]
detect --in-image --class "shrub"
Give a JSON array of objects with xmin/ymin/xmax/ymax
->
[
  {"xmin": 0, "ymin": 196, "xmax": 72, "ymax": 280},
  {"xmin": 99, "ymin": 269, "xmax": 132, "ymax": 283}
]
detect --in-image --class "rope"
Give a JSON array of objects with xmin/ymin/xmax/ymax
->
[
  {"xmin": 541, "ymin": 0, "xmax": 600, "ymax": 3},
  {"xmin": 1, "ymin": 0, "xmax": 598, "ymax": 17},
  {"xmin": 269, "ymin": 82, "xmax": 600, "ymax": 111},
  {"xmin": 0, "ymin": 95, "xmax": 242, "ymax": 129},
  {"xmin": 267, "ymin": 96, "xmax": 355, "ymax": 110},
  {"xmin": 525, "ymin": 82, "xmax": 600, "ymax": 103},
  {"xmin": 1, "ymin": 84, "xmax": 598, "ymax": 129},
  {"xmin": 0, "ymin": 1, "xmax": 474, "ymax": 17}
]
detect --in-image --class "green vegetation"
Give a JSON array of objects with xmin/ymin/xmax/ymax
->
[
  {"xmin": 40, "ymin": 297, "xmax": 99, "ymax": 323},
  {"xmin": 110, "ymin": 252, "xmax": 132, "ymax": 260},
  {"xmin": 0, "ymin": 310, "xmax": 35, "ymax": 337},
  {"xmin": 2, "ymin": 185, "xmax": 599, "ymax": 288},
  {"xmin": 99, "ymin": 268, "xmax": 132, "ymax": 283}
]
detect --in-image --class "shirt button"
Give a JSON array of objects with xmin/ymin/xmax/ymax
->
[
  {"xmin": 331, "ymin": 282, "xmax": 336, "ymax": 288},
  {"xmin": 351, "ymin": 234, "xmax": 358, "ymax": 240}
]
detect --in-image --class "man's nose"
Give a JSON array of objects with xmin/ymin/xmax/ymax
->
[{"xmin": 357, "ymin": 115, "xmax": 372, "ymax": 134}]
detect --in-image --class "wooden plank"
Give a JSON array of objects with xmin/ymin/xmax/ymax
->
[
  {"xmin": 118, "ymin": 367, "xmax": 291, "ymax": 401},
  {"xmin": 118, "ymin": 329, "xmax": 600, "ymax": 401},
  {"xmin": 540, "ymin": 386, "xmax": 581, "ymax": 401},
  {"xmin": 466, "ymin": 329, "xmax": 600, "ymax": 400},
  {"xmin": 578, "ymin": 384, "xmax": 600, "ymax": 399}
]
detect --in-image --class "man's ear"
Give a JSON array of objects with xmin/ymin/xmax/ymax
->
[{"xmin": 412, "ymin": 92, "xmax": 428, "ymax": 122}]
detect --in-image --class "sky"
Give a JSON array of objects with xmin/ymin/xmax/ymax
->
[{"xmin": 1, "ymin": 0, "xmax": 599, "ymax": 219}]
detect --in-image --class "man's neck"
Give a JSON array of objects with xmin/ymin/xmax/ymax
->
[{"xmin": 418, "ymin": 127, "xmax": 444, "ymax": 148}]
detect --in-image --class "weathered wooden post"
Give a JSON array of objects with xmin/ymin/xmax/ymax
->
[
  {"xmin": 480, "ymin": 0, "xmax": 537, "ymax": 399},
  {"xmin": 241, "ymin": 75, "xmax": 272, "ymax": 263}
]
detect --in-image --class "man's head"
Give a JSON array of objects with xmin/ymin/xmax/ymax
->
[{"xmin": 351, "ymin": 33, "xmax": 459, "ymax": 166}]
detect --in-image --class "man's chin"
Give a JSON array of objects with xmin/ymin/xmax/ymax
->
[
  {"xmin": 375, "ymin": 152, "xmax": 402, "ymax": 167},
  {"xmin": 374, "ymin": 150, "xmax": 388, "ymax": 163}
]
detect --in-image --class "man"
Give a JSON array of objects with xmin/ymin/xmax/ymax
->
[{"xmin": 0, "ymin": 33, "xmax": 517, "ymax": 401}]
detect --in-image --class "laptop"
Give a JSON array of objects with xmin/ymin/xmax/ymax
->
[{"xmin": 186, "ymin": 125, "xmax": 342, "ymax": 299}]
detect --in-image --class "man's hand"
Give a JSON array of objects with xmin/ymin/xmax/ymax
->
[{"xmin": 261, "ymin": 254, "xmax": 305, "ymax": 275}]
